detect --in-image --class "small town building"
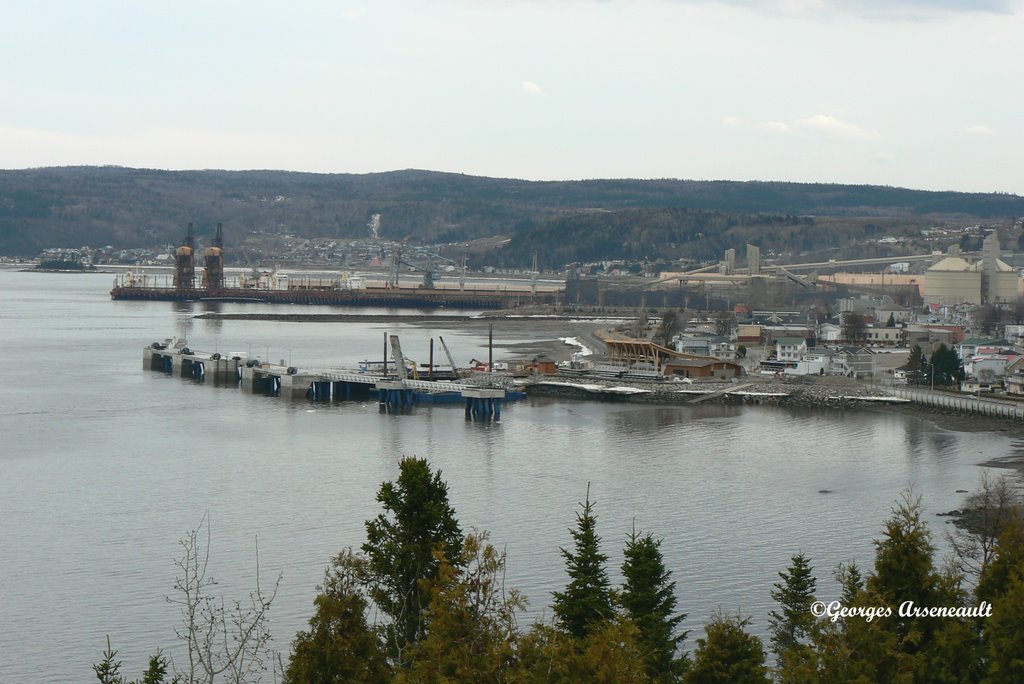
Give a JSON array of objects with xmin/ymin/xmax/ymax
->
[
  {"xmin": 531, "ymin": 354, "xmax": 558, "ymax": 374},
  {"xmin": 736, "ymin": 324, "xmax": 763, "ymax": 344},
  {"xmin": 956, "ymin": 338, "xmax": 1011, "ymax": 361},
  {"xmin": 662, "ymin": 358, "xmax": 744, "ymax": 380},
  {"xmin": 831, "ymin": 347, "xmax": 876, "ymax": 379},
  {"xmin": 819, "ymin": 322, "xmax": 842, "ymax": 343},
  {"xmin": 960, "ymin": 379, "xmax": 994, "ymax": 394},
  {"xmin": 764, "ymin": 325, "xmax": 815, "ymax": 346},
  {"xmin": 966, "ymin": 354, "xmax": 1020, "ymax": 380},
  {"xmin": 876, "ymin": 302, "xmax": 913, "ymax": 324},
  {"xmin": 674, "ymin": 335, "xmax": 736, "ymax": 361},
  {"xmin": 862, "ymin": 325, "xmax": 903, "ymax": 346},
  {"xmin": 775, "ymin": 337, "xmax": 808, "ymax": 362}
]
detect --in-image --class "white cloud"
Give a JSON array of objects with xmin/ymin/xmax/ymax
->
[
  {"xmin": 796, "ymin": 114, "xmax": 879, "ymax": 140},
  {"xmin": 521, "ymin": 80, "xmax": 546, "ymax": 97},
  {"xmin": 965, "ymin": 124, "xmax": 995, "ymax": 135},
  {"xmin": 756, "ymin": 121, "xmax": 792, "ymax": 133},
  {"xmin": 722, "ymin": 116, "xmax": 743, "ymax": 127}
]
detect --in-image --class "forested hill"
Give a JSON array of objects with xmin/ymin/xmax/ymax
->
[{"xmin": 1, "ymin": 166, "xmax": 1022, "ymax": 257}]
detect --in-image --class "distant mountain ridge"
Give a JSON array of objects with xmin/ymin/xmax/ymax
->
[{"xmin": 1, "ymin": 166, "xmax": 1021, "ymax": 258}]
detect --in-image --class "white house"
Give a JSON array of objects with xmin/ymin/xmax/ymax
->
[
  {"xmin": 819, "ymin": 323, "xmax": 842, "ymax": 343},
  {"xmin": 775, "ymin": 337, "xmax": 808, "ymax": 362},
  {"xmin": 966, "ymin": 354, "xmax": 1020, "ymax": 380}
]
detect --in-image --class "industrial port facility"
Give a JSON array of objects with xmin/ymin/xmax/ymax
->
[{"xmin": 110, "ymin": 223, "xmax": 561, "ymax": 309}]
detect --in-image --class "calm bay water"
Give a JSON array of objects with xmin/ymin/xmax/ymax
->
[{"xmin": 0, "ymin": 269, "xmax": 1015, "ymax": 682}]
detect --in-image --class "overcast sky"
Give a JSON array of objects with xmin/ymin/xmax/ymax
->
[{"xmin": 2, "ymin": 0, "xmax": 1021, "ymax": 193}]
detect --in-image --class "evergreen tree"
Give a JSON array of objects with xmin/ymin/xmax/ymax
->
[
  {"xmin": 886, "ymin": 313, "xmax": 896, "ymax": 327},
  {"xmin": 869, "ymin": 491, "xmax": 942, "ymax": 617},
  {"xmin": 399, "ymin": 531, "xmax": 526, "ymax": 682},
  {"xmin": 835, "ymin": 561, "xmax": 863, "ymax": 606},
  {"xmin": 552, "ymin": 485, "xmax": 614, "ymax": 639},
  {"xmin": 93, "ymin": 639, "xmax": 176, "ymax": 684},
  {"xmin": 517, "ymin": 621, "xmax": 651, "ymax": 683},
  {"xmin": 976, "ymin": 517, "xmax": 1024, "ymax": 681},
  {"xmin": 768, "ymin": 553, "xmax": 817, "ymax": 659},
  {"xmin": 984, "ymin": 573, "xmax": 1024, "ymax": 683},
  {"xmin": 620, "ymin": 529, "xmax": 688, "ymax": 682},
  {"xmin": 362, "ymin": 457, "xmax": 463, "ymax": 664},
  {"xmin": 285, "ymin": 549, "xmax": 389, "ymax": 683},
  {"xmin": 684, "ymin": 614, "xmax": 770, "ymax": 684},
  {"xmin": 902, "ymin": 345, "xmax": 927, "ymax": 384},
  {"xmin": 928, "ymin": 344, "xmax": 965, "ymax": 386},
  {"xmin": 977, "ymin": 516, "xmax": 1024, "ymax": 604}
]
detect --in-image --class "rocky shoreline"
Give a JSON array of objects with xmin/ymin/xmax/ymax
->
[{"xmin": 524, "ymin": 374, "xmax": 1024, "ymax": 440}]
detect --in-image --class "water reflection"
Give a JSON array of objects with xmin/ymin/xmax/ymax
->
[
  {"xmin": 903, "ymin": 417, "xmax": 959, "ymax": 465},
  {"xmin": 606, "ymin": 404, "xmax": 745, "ymax": 435},
  {"xmin": 200, "ymin": 301, "xmax": 224, "ymax": 334}
]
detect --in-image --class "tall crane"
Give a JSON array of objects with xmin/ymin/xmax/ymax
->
[
  {"xmin": 389, "ymin": 334, "xmax": 408, "ymax": 381},
  {"xmin": 438, "ymin": 336, "xmax": 458, "ymax": 374},
  {"xmin": 388, "ymin": 244, "xmax": 438, "ymax": 289}
]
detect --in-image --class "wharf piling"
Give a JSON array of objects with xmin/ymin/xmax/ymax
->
[
  {"xmin": 463, "ymin": 388, "xmax": 505, "ymax": 421},
  {"xmin": 378, "ymin": 381, "xmax": 417, "ymax": 412}
]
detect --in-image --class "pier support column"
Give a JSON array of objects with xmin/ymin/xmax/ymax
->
[
  {"xmin": 462, "ymin": 389, "xmax": 506, "ymax": 422},
  {"xmin": 240, "ymin": 366, "xmax": 273, "ymax": 394},
  {"xmin": 279, "ymin": 373, "xmax": 317, "ymax": 400},
  {"xmin": 377, "ymin": 381, "xmax": 412, "ymax": 413},
  {"xmin": 208, "ymin": 358, "xmax": 239, "ymax": 385}
]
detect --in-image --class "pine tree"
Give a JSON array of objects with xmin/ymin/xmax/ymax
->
[
  {"xmin": 929, "ymin": 344, "xmax": 965, "ymax": 386},
  {"xmin": 977, "ymin": 516, "xmax": 1024, "ymax": 604},
  {"xmin": 835, "ymin": 561, "xmax": 863, "ymax": 606},
  {"xmin": 685, "ymin": 614, "xmax": 770, "ymax": 684},
  {"xmin": 902, "ymin": 345, "xmax": 926, "ymax": 384},
  {"xmin": 985, "ymin": 573, "xmax": 1024, "ymax": 683},
  {"xmin": 362, "ymin": 457, "xmax": 463, "ymax": 664},
  {"xmin": 768, "ymin": 553, "xmax": 817, "ymax": 659},
  {"xmin": 552, "ymin": 484, "xmax": 614, "ymax": 639},
  {"xmin": 620, "ymin": 528, "xmax": 688, "ymax": 682},
  {"xmin": 868, "ymin": 491, "xmax": 942, "ymax": 622},
  {"xmin": 977, "ymin": 516, "xmax": 1024, "ymax": 682},
  {"xmin": 92, "ymin": 638, "xmax": 176, "ymax": 684},
  {"xmin": 285, "ymin": 549, "xmax": 389, "ymax": 683},
  {"xmin": 400, "ymin": 531, "xmax": 526, "ymax": 682}
]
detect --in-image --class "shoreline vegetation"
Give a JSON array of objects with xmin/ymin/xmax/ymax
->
[{"xmin": 95, "ymin": 459, "xmax": 1024, "ymax": 684}]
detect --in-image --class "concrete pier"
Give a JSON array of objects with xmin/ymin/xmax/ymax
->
[
  {"xmin": 378, "ymin": 381, "xmax": 416, "ymax": 412},
  {"xmin": 142, "ymin": 343, "xmax": 514, "ymax": 417},
  {"xmin": 240, "ymin": 365, "xmax": 277, "ymax": 395},
  {"xmin": 144, "ymin": 345, "xmax": 240, "ymax": 384},
  {"xmin": 463, "ymin": 388, "xmax": 505, "ymax": 421}
]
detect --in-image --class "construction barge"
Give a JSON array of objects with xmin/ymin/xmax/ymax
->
[{"xmin": 111, "ymin": 223, "xmax": 560, "ymax": 310}]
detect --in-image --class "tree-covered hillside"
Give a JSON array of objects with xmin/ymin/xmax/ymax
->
[{"xmin": 2, "ymin": 166, "xmax": 1022, "ymax": 261}]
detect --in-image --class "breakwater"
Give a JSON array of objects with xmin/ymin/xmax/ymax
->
[
  {"xmin": 525, "ymin": 374, "xmax": 1024, "ymax": 424},
  {"xmin": 525, "ymin": 376, "xmax": 904, "ymax": 409}
]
